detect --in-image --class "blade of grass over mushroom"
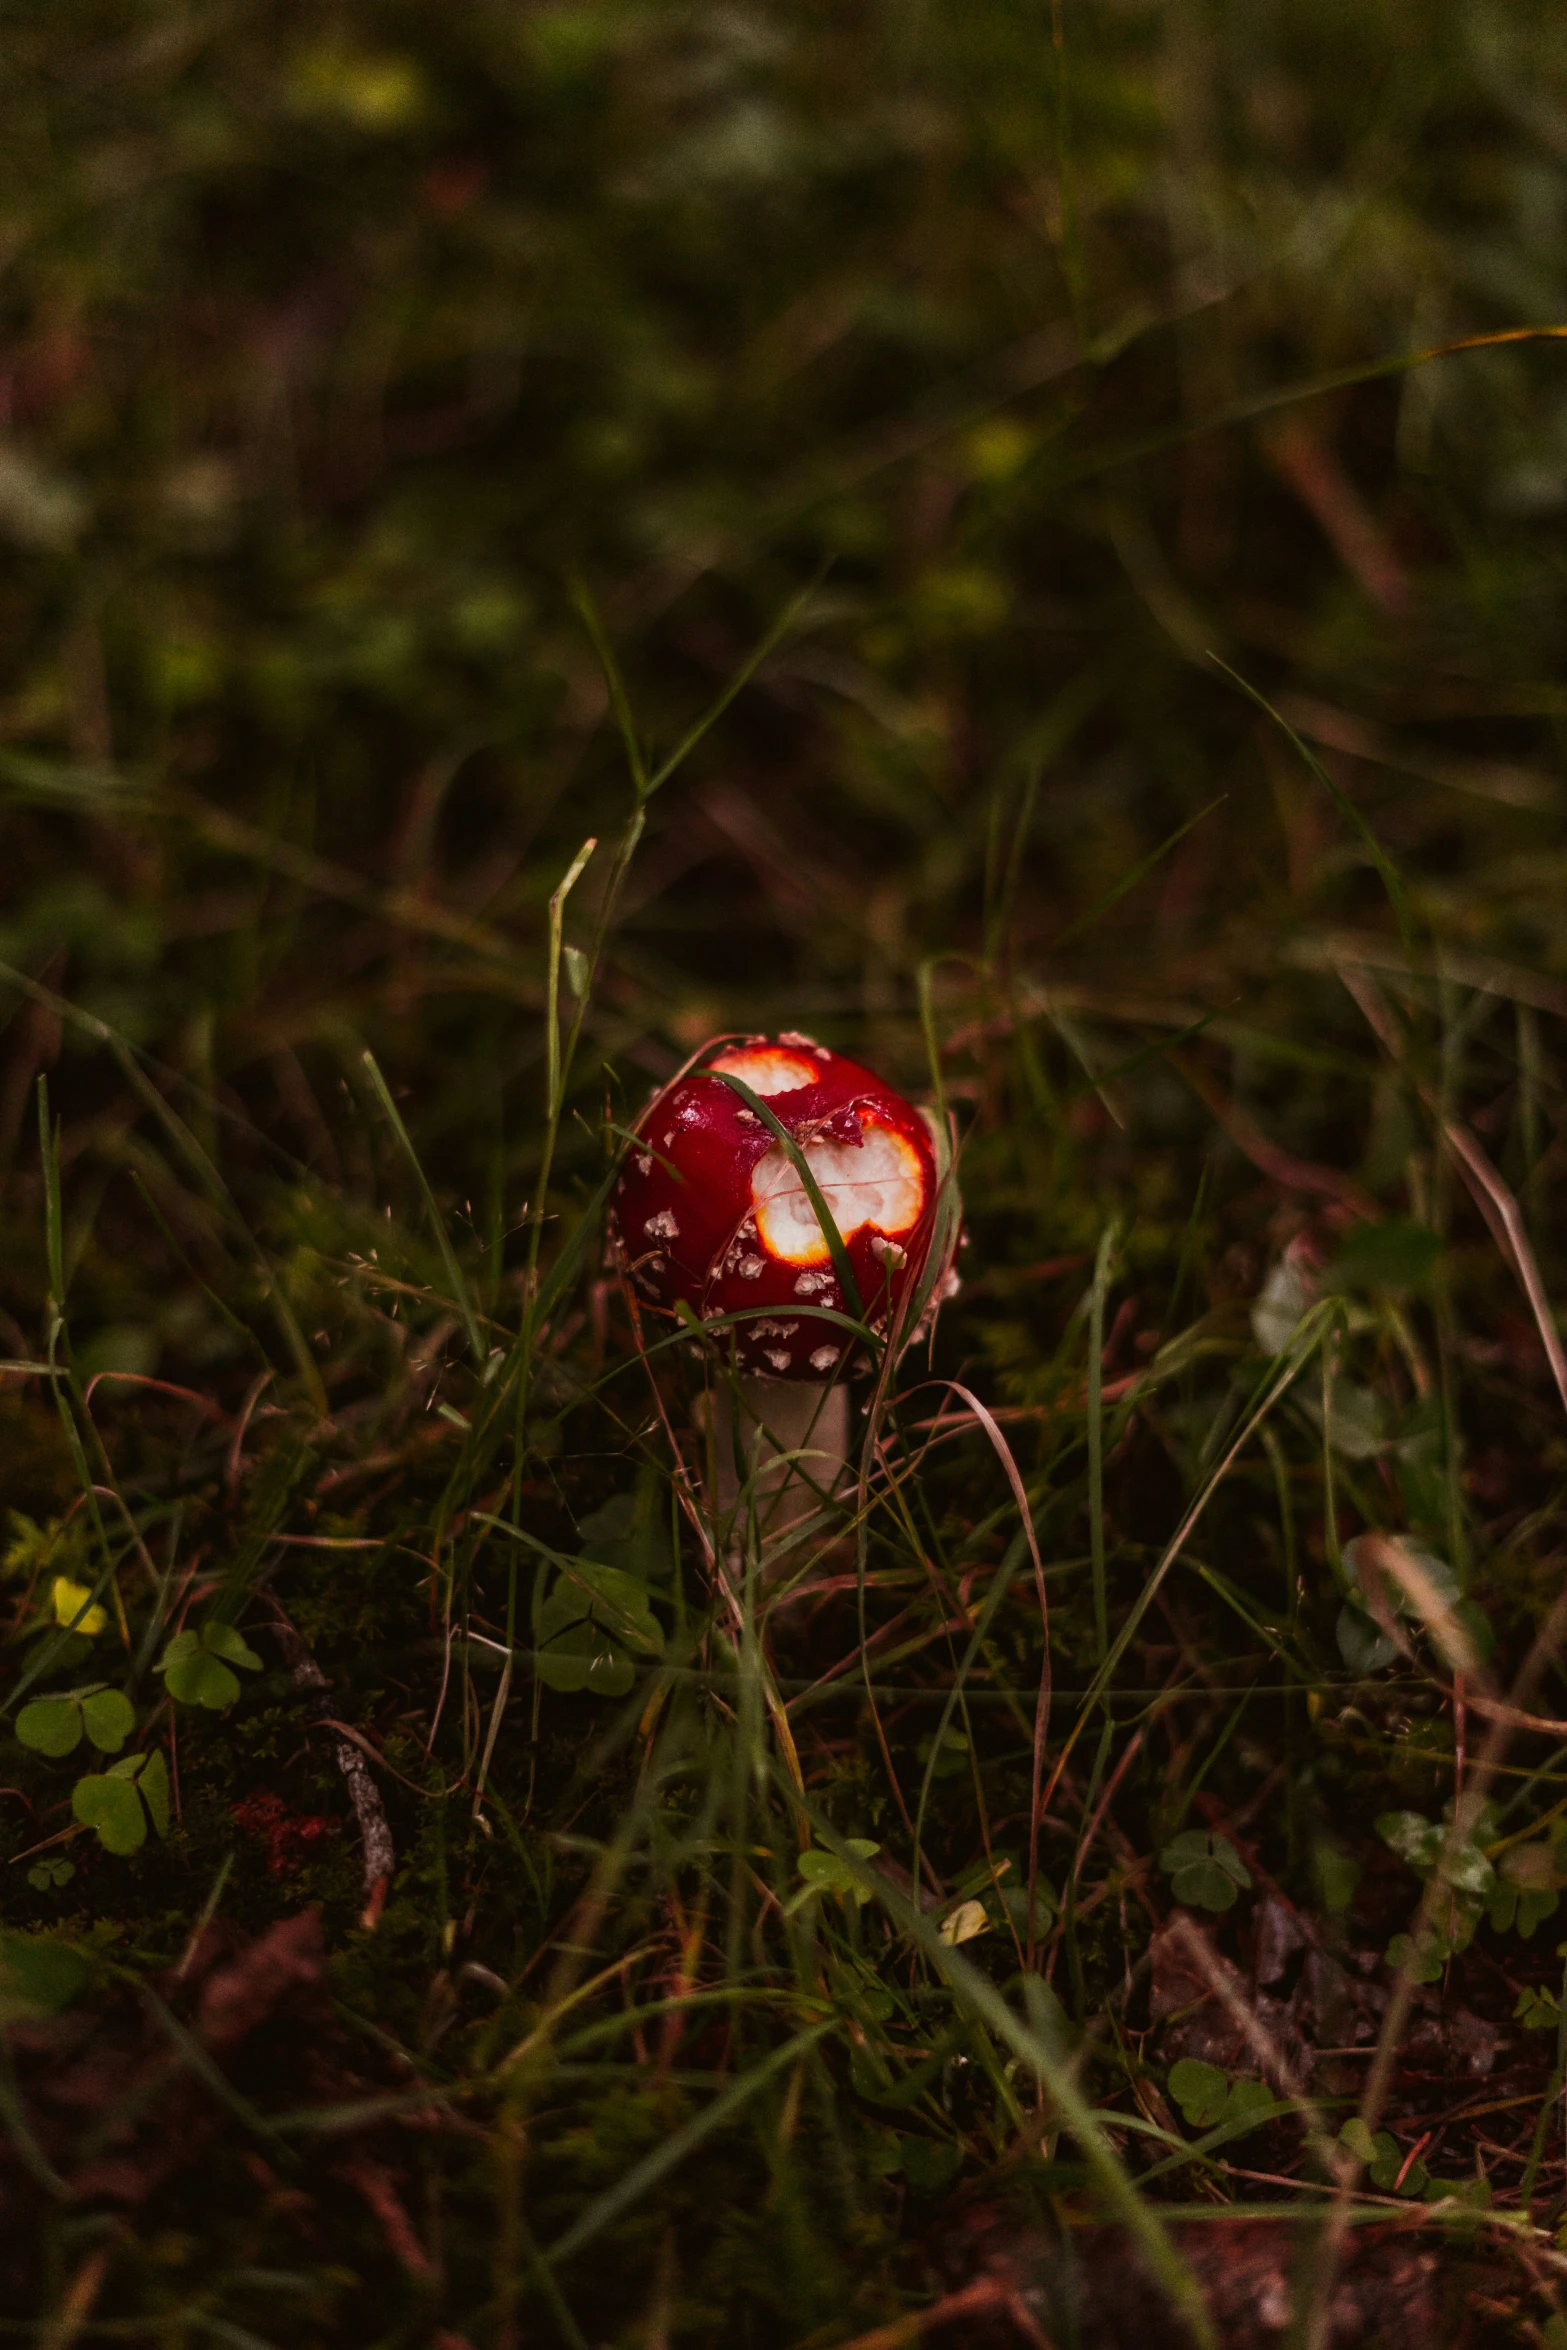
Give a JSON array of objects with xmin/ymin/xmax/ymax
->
[
  {"xmin": 703, "ymin": 1068, "xmax": 866, "ymax": 1328},
  {"xmin": 361, "ymin": 1046, "xmax": 485, "ymax": 1367}
]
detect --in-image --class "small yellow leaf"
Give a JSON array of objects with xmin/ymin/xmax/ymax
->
[
  {"xmin": 51, "ymin": 1576, "xmax": 106, "ymax": 1638},
  {"xmin": 938, "ymin": 1898, "xmax": 990, "ymax": 1947}
]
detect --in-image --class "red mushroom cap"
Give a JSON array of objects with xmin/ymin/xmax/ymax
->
[{"xmin": 610, "ymin": 1033, "xmax": 942, "ymax": 1380}]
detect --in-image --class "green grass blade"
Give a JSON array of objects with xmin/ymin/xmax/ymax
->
[
  {"xmin": 361, "ymin": 1046, "xmax": 485, "ymax": 1366},
  {"xmin": 704, "ymin": 1067, "xmax": 866, "ymax": 1329},
  {"xmin": 642, "ymin": 570, "xmax": 826, "ymax": 800},
  {"xmin": 1208, "ymin": 657, "xmax": 1414, "ymax": 968},
  {"xmin": 541, "ymin": 2021, "xmax": 833, "ymax": 2270}
]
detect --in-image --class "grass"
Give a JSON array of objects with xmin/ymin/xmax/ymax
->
[{"xmin": 5, "ymin": 0, "xmax": 1567, "ymax": 2340}]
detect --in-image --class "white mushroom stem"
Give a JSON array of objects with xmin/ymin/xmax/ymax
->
[{"xmin": 711, "ymin": 1374, "xmax": 851, "ymax": 1550}]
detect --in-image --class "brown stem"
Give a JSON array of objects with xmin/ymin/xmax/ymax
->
[{"xmin": 262, "ymin": 1598, "xmax": 395, "ymax": 1928}]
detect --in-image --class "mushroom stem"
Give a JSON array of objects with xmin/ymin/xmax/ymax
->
[{"xmin": 711, "ymin": 1374, "xmax": 851, "ymax": 1552}]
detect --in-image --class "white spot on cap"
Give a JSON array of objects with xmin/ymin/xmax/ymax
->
[
  {"xmin": 645, "ymin": 1209, "xmax": 679, "ymax": 1241},
  {"xmin": 794, "ymin": 1269, "xmax": 833, "ymax": 1297},
  {"xmin": 809, "ymin": 1346, "xmax": 839, "ymax": 1372},
  {"xmin": 737, "ymin": 1254, "xmax": 766, "ymax": 1279},
  {"xmin": 635, "ymin": 1152, "xmax": 652, "ymax": 1176},
  {"xmin": 777, "ymin": 1030, "xmax": 820, "ymax": 1049},
  {"xmin": 764, "ymin": 1349, "xmax": 791, "ymax": 1372},
  {"xmin": 753, "ymin": 1319, "xmax": 799, "ymax": 1338}
]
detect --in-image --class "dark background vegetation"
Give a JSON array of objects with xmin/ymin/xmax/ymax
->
[{"xmin": 6, "ymin": 1, "xmax": 1567, "ymax": 2342}]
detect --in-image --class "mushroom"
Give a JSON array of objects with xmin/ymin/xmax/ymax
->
[{"xmin": 609, "ymin": 1032, "xmax": 959, "ymax": 1542}]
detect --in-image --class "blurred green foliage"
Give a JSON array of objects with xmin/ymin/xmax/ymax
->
[{"xmin": 1, "ymin": 0, "xmax": 1566, "ymax": 1206}]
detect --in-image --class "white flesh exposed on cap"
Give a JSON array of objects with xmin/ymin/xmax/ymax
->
[
  {"xmin": 709, "ymin": 1046, "xmax": 817, "ymax": 1096},
  {"xmin": 751, "ymin": 1119, "xmax": 923, "ymax": 1265}
]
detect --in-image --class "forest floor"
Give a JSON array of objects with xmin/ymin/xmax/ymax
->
[{"xmin": 7, "ymin": 2, "xmax": 1567, "ymax": 2343}]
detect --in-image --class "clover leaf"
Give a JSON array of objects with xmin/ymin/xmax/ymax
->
[
  {"xmin": 0, "ymin": 1933, "xmax": 91, "ymax": 2023},
  {"xmin": 1340, "ymin": 2118, "xmax": 1427, "ymax": 2194},
  {"xmin": 1385, "ymin": 1929, "xmax": 1446, "ymax": 1983},
  {"xmin": 1376, "ymin": 1804, "xmax": 1495, "ymax": 1896},
  {"xmin": 794, "ymin": 1839, "xmax": 881, "ymax": 1908},
  {"xmin": 1168, "ymin": 2061, "xmax": 1273, "ymax": 2136},
  {"xmin": 1339, "ymin": 1535, "xmax": 1491, "ymax": 1676},
  {"xmin": 1490, "ymin": 1883, "xmax": 1560, "ymax": 1938},
  {"xmin": 71, "ymin": 1747, "xmax": 169, "ymax": 1854},
  {"xmin": 998, "ymin": 1877, "xmax": 1058, "ymax": 1936},
  {"xmin": 16, "ymin": 1684, "xmax": 134, "ymax": 1758},
  {"xmin": 532, "ymin": 1554, "xmax": 664, "ymax": 1696},
  {"xmin": 1159, "ymin": 1829, "xmax": 1252, "ymax": 1911},
  {"xmin": 49, "ymin": 1575, "xmax": 107, "ymax": 1638},
  {"xmin": 1335, "ymin": 1597, "xmax": 1399, "ymax": 1675},
  {"xmin": 15, "ymin": 1696, "xmax": 82, "ymax": 1757},
  {"xmin": 157, "ymin": 1622, "xmax": 263, "ymax": 1710},
  {"xmin": 1167, "ymin": 2057, "xmax": 1228, "ymax": 2129}
]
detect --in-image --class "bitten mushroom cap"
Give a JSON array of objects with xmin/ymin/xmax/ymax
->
[{"xmin": 609, "ymin": 1034, "xmax": 941, "ymax": 1379}]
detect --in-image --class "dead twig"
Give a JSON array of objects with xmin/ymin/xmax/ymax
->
[{"xmin": 262, "ymin": 1598, "xmax": 395, "ymax": 1928}]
